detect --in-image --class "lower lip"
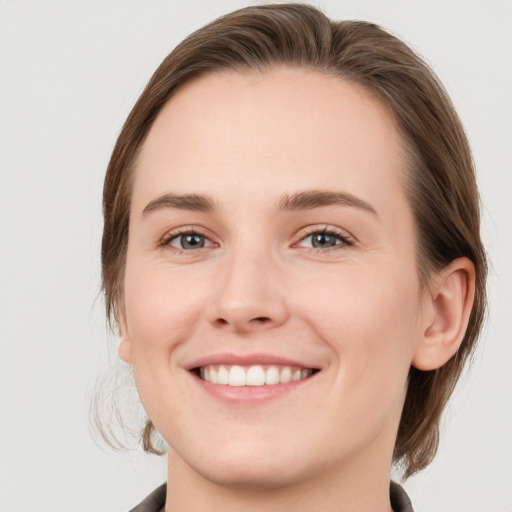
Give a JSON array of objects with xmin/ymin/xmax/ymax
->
[{"xmin": 191, "ymin": 372, "xmax": 316, "ymax": 404}]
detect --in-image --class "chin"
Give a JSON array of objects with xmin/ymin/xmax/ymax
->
[
  {"xmin": 180, "ymin": 438, "xmax": 313, "ymax": 490},
  {"xmin": 197, "ymin": 461, "xmax": 303, "ymax": 491}
]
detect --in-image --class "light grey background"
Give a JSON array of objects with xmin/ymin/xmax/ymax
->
[{"xmin": 1, "ymin": 1, "xmax": 511, "ymax": 511}]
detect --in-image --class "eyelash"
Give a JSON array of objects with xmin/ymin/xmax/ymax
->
[
  {"xmin": 296, "ymin": 226, "xmax": 354, "ymax": 252},
  {"xmin": 159, "ymin": 226, "xmax": 354, "ymax": 253},
  {"xmin": 159, "ymin": 226, "xmax": 215, "ymax": 252}
]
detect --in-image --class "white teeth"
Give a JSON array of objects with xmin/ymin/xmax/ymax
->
[
  {"xmin": 279, "ymin": 367, "xmax": 292, "ymax": 383},
  {"xmin": 199, "ymin": 364, "xmax": 314, "ymax": 386},
  {"xmin": 246, "ymin": 365, "xmax": 265, "ymax": 386},
  {"xmin": 217, "ymin": 365, "xmax": 229, "ymax": 385},
  {"xmin": 265, "ymin": 366, "xmax": 280, "ymax": 385},
  {"xmin": 229, "ymin": 365, "xmax": 246, "ymax": 386}
]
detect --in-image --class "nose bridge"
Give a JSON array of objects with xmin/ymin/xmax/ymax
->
[{"xmin": 208, "ymin": 237, "xmax": 288, "ymax": 332}]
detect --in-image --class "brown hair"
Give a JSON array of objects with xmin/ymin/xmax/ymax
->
[{"xmin": 101, "ymin": 3, "xmax": 487, "ymax": 477}]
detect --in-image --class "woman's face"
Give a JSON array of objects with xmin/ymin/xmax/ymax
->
[{"xmin": 120, "ymin": 67, "xmax": 431, "ymax": 487}]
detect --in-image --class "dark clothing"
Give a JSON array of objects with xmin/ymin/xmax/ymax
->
[
  {"xmin": 390, "ymin": 481, "xmax": 414, "ymax": 511},
  {"xmin": 129, "ymin": 483, "xmax": 166, "ymax": 512},
  {"xmin": 129, "ymin": 481, "xmax": 414, "ymax": 511}
]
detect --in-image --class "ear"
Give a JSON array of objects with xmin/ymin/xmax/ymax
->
[
  {"xmin": 117, "ymin": 311, "xmax": 133, "ymax": 364},
  {"xmin": 412, "ymin": 257, "xmax": 476, "ymax": 371}
]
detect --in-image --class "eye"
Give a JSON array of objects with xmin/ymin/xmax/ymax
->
[
  {"xmin": 297, "ymin": 229, "xmax": 352, "ymax": 250},
  {"xmin": 167, "ymin": 232, "xmax": 213, "ymax": 250}
]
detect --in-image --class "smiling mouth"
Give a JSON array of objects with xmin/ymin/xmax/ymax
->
[{"xmin": 193, "ymin": 364, "xmax": 319, "ymax": 387}]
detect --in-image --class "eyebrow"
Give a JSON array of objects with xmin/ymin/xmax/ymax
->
[
  {"xmin": 142, "ymin": 193, "xmax": 216, "ymax": 217},
  {"xmin": 279, "ymin": 190, "xmax": 378, "ymax": 216},
  {"xmin": 141, "ymin": 189, "xmax": 377, "ymax": 218}
]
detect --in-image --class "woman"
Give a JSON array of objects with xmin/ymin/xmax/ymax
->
[{"xmin": 100, "ymin": 4, "xmax": 486, "ymax": 511}]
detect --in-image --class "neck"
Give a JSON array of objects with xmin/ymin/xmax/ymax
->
[{"xmin": 164, "ymin": 447, "xmax": 394, "ymax": 512}]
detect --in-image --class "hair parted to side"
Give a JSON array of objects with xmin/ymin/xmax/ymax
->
[{"xmin": 101, "ymin": 3, "xmax": 487, "ymax": 478}]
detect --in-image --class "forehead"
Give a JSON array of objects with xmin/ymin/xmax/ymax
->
[{"xmin": 133, "ymin": 67, "xmax": 409, "ymax": 215}]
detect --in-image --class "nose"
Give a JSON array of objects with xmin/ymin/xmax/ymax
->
[{"xmin": 206, "ymin": 248, "xmax": 289, "ymax": 335}]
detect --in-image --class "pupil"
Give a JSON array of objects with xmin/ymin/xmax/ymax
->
[
  {"xmin": 182, "ymin": 234, "xmax": 204, "ymax": 249},
  {"xmin": 313, "ymin": 233, "xmax": 336, "ymax": 248}
]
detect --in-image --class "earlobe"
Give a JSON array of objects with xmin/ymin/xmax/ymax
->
[
  {"xmin": 118, "ymin": 335, "xmax": 132, "ymax": 364},
  {"xmin": 117, "ymin": 317, "xmax": 132, "ymax": 364},
  {"xmin": 412, "ymin": 258, "xmax": 475, "ymax": 371}
]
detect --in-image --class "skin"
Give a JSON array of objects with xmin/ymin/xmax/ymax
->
[{"xmin": 118, "ymin": 67, "xmax": 474, "ymax": 512}]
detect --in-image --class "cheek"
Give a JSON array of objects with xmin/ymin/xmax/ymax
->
[
  {"xmin": 122, "ymin": 261, "xmax": 205, "ymax": 417},
  {"xmin": 123, "ymin": 261, "xmax": 206, "ymax": 357},
  {"xmin": 296, "ymin": 263, "xmax": 421, "ymax": 375}
]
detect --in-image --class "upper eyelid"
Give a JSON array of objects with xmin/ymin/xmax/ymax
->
[
  {"xmin": 296, "ymin": 225, "xmax": 353, "ymax": 241},
  {"xmin": 159, "ymin": 226, "xmax": 218, "ymax": 249},
  {"xmin": 297, "ymin": 234, "xmax": 351, "ymax": 248},
  {"xmin": 161, "ymin": 225, "xmax": 212, "ymax": 239}
]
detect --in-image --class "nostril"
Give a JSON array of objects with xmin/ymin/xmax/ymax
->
[{"xmin": 212, "ymin": 315, "xmax": 275, "ymax": 330}]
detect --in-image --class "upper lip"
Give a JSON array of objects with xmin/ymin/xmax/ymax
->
[{"xmin": 185, "ymin": 353, "xmax": 320, "ymax": 370}]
